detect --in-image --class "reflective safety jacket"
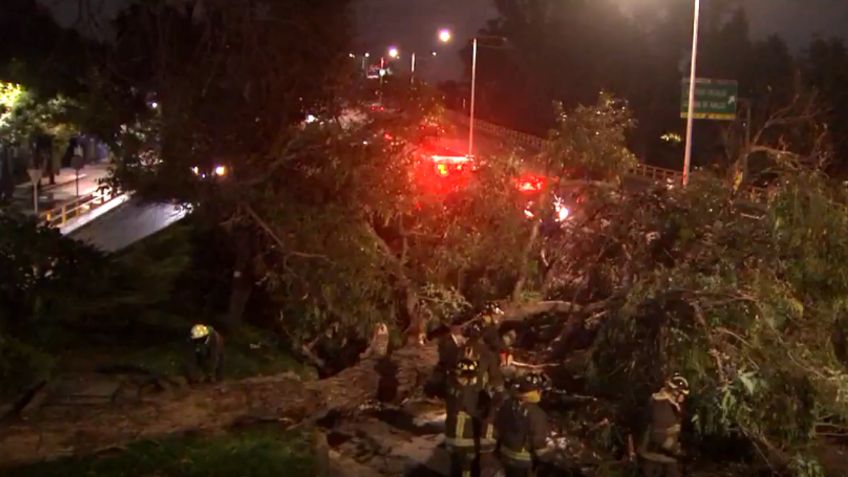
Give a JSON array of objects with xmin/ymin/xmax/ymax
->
[
  {"xmin": 495, "ymin": 396, "xmax": 550, "ymax": 468},
  {"xmin": 445, "ymin": 377, "xmax": 484, "ymax": 450},
  {"xmin": 463, "ymin": 340, "xmax": 505, "ymax": 394},
  {"xmin": 638, "ymin": 391, "xmax": 683, "ymax": 463},
  {"xmin": 188, "ymin": 329, "xmax": 224, "ymax": 381}
]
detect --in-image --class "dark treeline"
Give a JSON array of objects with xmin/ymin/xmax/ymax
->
[{"xmin": 447, "ymin": 0, "xmax": 848, "ymax": 177}]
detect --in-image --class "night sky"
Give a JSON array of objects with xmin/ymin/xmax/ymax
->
[{"xmin": 40, "ymin": 0, "xmax": 848, "ymax": 81}]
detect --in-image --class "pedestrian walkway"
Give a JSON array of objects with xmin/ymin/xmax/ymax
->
[{"xmin": 12, "ymin": 162, "xmax": 112, "ymax": 216}]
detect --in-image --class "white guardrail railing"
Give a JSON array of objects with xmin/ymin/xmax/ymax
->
[
  {"xmin": 445, "ymin": 110, "xmax": 768, "ymax": 202},
  {"xmin": 39, "ymin": 187, "xmax": 121, "ymax": 228}
]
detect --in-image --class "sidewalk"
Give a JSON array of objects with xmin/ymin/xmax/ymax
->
[{"xmin": 12, "ymin": 162, "xmax": 112, "ymax": 215}]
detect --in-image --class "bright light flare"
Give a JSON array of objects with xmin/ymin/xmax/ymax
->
[
  {"xmin": 516, "ymin": 174, "xmax": 547, "ymax": 193},
  {"xmin": 214, "ymin": 165, "xmax": 227, "ymax": 177},
  {"xmin": 190, "ymin": 166, "xmax": 200, "ymax": 176},
  {"xmin": 553, "ymin": 196, "xmax": 570, "ymax": 222},
  {"xmin": 438, "ymin": 29, "xmax": 452, "ymax": 43},
  {"xmin": 388, "ymin": 47, "xmax": 399, "ymax": 59},
  {"xmin": 431, "ymin": 155, "xmax": 470, "ymax": 164}
]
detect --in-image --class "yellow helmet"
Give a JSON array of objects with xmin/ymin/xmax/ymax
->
[
  {"xmin": 666, "ymin": 374, "xmax": 690, "ymax": 396},
  {"xmin": 190, "ymin": 324, "xmax": 211, "ymax": 340}
]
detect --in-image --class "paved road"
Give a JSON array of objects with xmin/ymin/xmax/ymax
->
[{"xmin": 70, "ymin": 199, "xmax": 187, "ymax": 252}]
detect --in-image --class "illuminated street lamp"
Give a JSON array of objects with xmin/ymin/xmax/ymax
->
[
  {"xmin": 388, "ymin": 47, "xmax": 399, "ymax": 59},
  {"xmin": 438, "ymin": 28, "xmax": 452, "ymax": 44},
  {"xmin": 682, "ymin": 0, "xmax": 701, "ymax": 187},
  {"xmin": 411, "ymin": 28, "xmax": 452, "ymax": 84}
]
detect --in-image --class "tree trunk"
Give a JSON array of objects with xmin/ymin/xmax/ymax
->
[
  {"xmin": 0, "ymin": 345, "xmax": 437, "ymax": 468},
  {"xmin": 223, "ymin": 228, "xmax": 252, "ymax": 329},
  {"xmin": 512, "ymin": 191, "xmax": 549, "ymax": 302}
]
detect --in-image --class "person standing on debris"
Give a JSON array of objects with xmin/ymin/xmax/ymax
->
[
  {"xmin": 479, "ymin": 303, "xmax": 510, "ymax": 365},
  {"xmin": 638, "ymin": 374, "xmax": 690, "ymax": 477},
  {"xmin": 186, "ymin": 324, "xmax": 225, "ymax": 383},
  {"xmin": 445, "ymin": 357, "xmax": 485, "ymax": 477},
  {"xmin": 495, "ymin": 373, "xmax": 552, "ymax": 477},
  {"xmin": 463, "ymin": 322, "xmax": 505, "ymax": 457}
]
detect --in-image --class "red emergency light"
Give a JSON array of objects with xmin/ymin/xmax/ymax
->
[{"xmin": 516, "ymin": 174, "xmax": 547, "ymax": 193}]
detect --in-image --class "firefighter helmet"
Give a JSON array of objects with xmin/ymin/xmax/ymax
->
[
  {"xmin": 516, "ymin": 372, "xmax": 545, "ymax": 393},
  {"xmin": 666, "ymin": 374, "xmax": 690, "ymax": 396},
  {"xmin": 190, "ymin": 324, "xmax": 211, "ymax": 340},
  {"xmin": 454, "ymin": 358, "xmax": 479, "ymax": 385},
  {"xmin": 480, "ymin": 302, "xmax": 505, "ymax": 324}
]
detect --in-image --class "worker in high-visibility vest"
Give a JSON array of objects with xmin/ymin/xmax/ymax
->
[
  {"xmin": 495, "ymin": 373, "xmax": 552, "ymax": 477},
  {"xmin": 638, "ymin": 374, "xmax": 690, "ymax": 477},
  {"xmin": 445, "ymin": 357, "xmax": 484, "ymax": 477},
  {"xmin": 185, "ymin": 324, "xmax": 224, "ymax": 383}
]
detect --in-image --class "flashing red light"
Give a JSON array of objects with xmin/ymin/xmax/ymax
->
[
  {"xmin": 384, "ymin": 133, "xmax": 393, "ymax": 141},
  {"xmin": 516, "ymin": 174, "xmax": 547, "ymax": 193},
  {"xmin": 431, "ymin": 154, "xmax": 470, "ymax": 164}
]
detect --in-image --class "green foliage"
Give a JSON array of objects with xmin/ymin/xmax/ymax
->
[
  {"xmin": 544, "ymin": 166, "xmax": 848, "ymax": 468},
  {"xmin": 0, "ymin": 333, "xmax": 52, "ymax": 400},
  {"xmin": 790, "ymin": 454, "xmax": 825, "ymax": 477},
  {"xmin": 12, "ymin": 428, "xmax": 315, "ymax": 477},
  {"xmin": 545, "ymin": 92, "xmax": 638, "ymax": 183},
  {"xmin": 0, "ymin": 212, "xmax": 109, "ymax": 327}
]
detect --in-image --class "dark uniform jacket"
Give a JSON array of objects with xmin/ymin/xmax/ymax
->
[
  {"xmin": 482, "ymin": 324, "xmax": 507, "ymax": 355},
  {"xmin": 445, "ymin": 376, "xmax": 484, "ymax": 450},
  {"xmin": 438, "ymin": 333, "xmax": 463, "ymax": 372},
  {"xmin": 495, "ymin": 397, "xmax": 550, "ymax": 468},
  {"xmin": 465, "ymin": 339, "xmax": 505, "ymax": 394},
  {"xmin": 639, "ymin": 391, "xmax": 683, "ymax": 463},
  {"xmin": 187, "ymin": 329, "xmax": 225, "ymax": 382}
]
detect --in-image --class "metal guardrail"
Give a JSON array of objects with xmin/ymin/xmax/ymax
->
[
  {"xmin": 39, "ymin": 187, "xmax": 120, "ymax": 228},
  {"xmin": 446, "ymin": 110, "xmax": 768, "ymax": 201}
]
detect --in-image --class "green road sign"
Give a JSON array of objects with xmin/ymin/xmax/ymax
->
[{"xmin": 681, "ymin": 78, "xmax": 738, "ymax": 120}]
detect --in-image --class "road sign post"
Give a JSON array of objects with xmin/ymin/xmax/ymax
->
[
  {"xmin": 72, "ymin": 153, "xmax": 85, "ymax": 198},
  {"xmin": 26, "ymin": 168, "xmax": 42, "ymax": 215},
  {"xmin": 681, "ymin": 78, "xmax": 738, "ymax": 121}
]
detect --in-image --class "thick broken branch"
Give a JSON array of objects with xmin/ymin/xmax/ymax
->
[
  {"xmin": 503, "ymin": 299, "xmax": 608, "ymax": 322},
  {"xmin": 0, "ymin": 345, "xmax": 438, "ymax": 468}
]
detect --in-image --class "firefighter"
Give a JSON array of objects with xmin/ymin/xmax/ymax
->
[
  {"xmin": 478, "ymin": 303, "xmax": 510, "ymax": 365},
  {"xmin": 185, "ymin": 324, "xmax": 225, "ymax": 383},
  {"xmin": 638, "ymin": 374, "xmax": 690, "ymax": 477},
  {"xmin": 495, "ymin": 373, "xmax": 552, "ymax": 477},
  {"xmin": 463, "ymin": 323, "xmax": 505, "ymax": 456},
  {"xmin": 430, "ymin": 325, "xmax": 467, "ymax": 397},
  {"xmin": 438, "ymin": 325, "xmax": 466, "ymax": 373},
  {"xmin": 445, "ymin": 357, "xmax": 485, "ymax": 477}
]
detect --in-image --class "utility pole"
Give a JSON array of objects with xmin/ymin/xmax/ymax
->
[
  {"xmin": 682, "ymin": 0, "xmax": 701, "ymax": 187},
  {"xmin": 468, "ymin": 38, "xmax": 478, "ymax": 157}
]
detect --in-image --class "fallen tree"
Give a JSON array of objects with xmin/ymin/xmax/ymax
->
[{"xmin": 0, "ymin": 344, "xmax": 437, "ymax": 468}]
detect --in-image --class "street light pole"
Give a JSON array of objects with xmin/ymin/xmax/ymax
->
[
  {"xmin": 469, "ymin": 37, "xmax": 478, "ymax": 157},
  {"xmin": 682, "ymin": 0, "xmax": 701, "ymax": 187}
]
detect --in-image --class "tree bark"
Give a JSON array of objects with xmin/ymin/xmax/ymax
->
[
  {"xmin": 0, "ymin": 344, "xmax": 438, "ymax": 469},
  {"xmin": 223, "ymin": 227, "xmax": 252, "ymax": 329}
]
